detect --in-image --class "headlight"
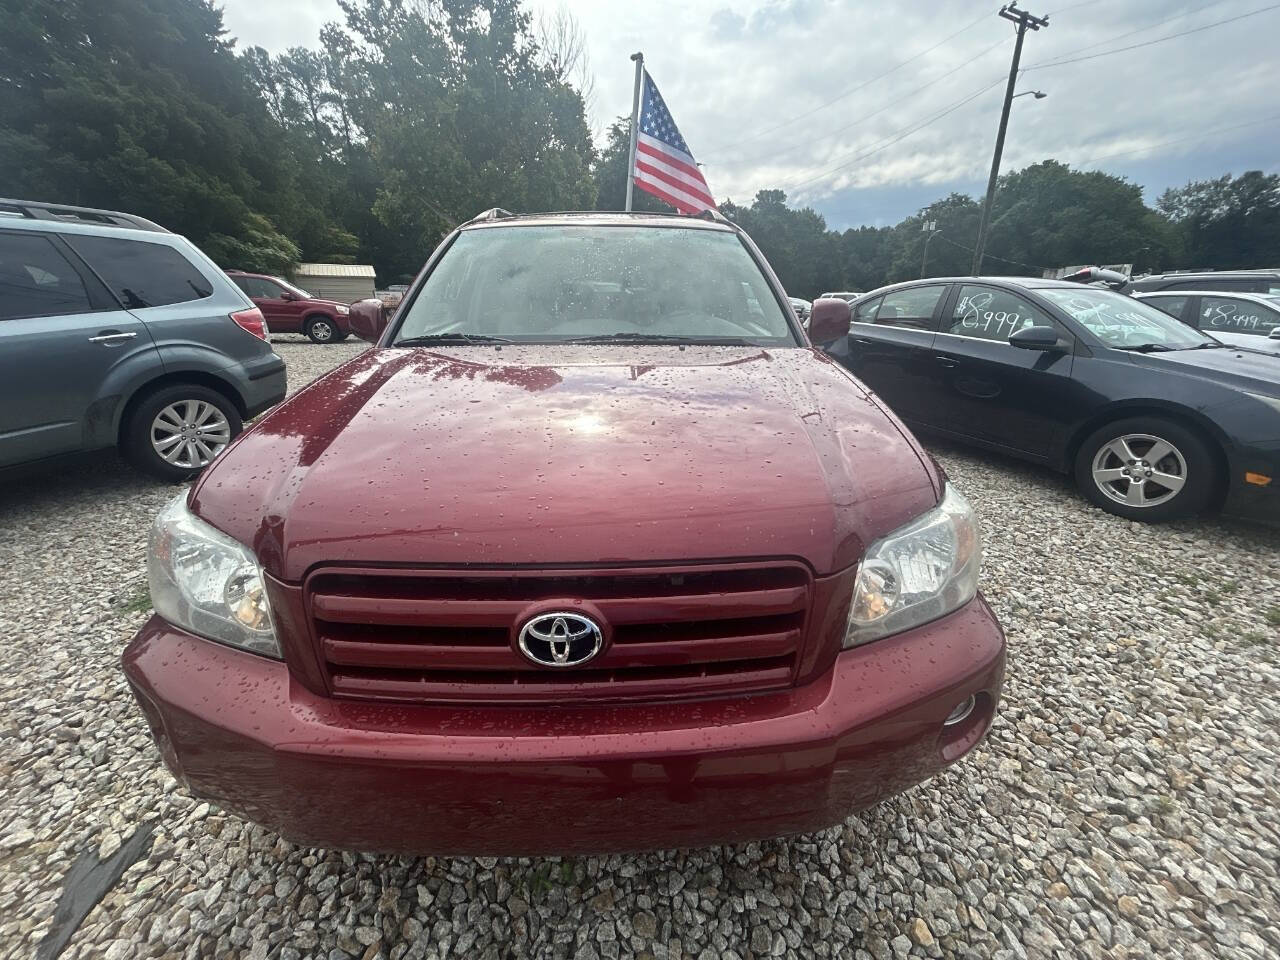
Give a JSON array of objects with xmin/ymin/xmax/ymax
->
[
  {"xmin": 148, "ymin": 493, "xmax": 280, "ymax": 658},
  {"xmin": 845, "ymin": 484, "xmax": 980, "ymax": 647},
  {"xmin": 335, "ymin": 304, "xmax": 350, "ymax": 315}
]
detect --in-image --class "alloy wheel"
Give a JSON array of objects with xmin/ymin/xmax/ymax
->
[
  {"xmin": 150, "ymin": 400, "xmax": 232, "ymax": 469},
  {"xmin": 1090, "ymin": 433, "xmax": 1188, "ymax": 509},
  {"xmin": 310, "ymin": 319, "xmax": 334, "ymax": 342}
]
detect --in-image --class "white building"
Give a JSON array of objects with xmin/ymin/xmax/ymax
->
[{"xmin": 291, "ymin": 263, "xmax": 376, "ymax": 303}]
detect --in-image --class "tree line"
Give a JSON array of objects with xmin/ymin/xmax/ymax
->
[{"xmin": 3, "ymin": 0, "xmax": 1277, "ymax": 296}]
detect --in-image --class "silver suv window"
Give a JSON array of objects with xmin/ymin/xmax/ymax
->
[
  {"xmin": 0, "ymin": 232, "xmax": 95, "ymax": 320},
  {"xmin": 66, "ymin": 236, "xmax": 213, "ymax": 309}
]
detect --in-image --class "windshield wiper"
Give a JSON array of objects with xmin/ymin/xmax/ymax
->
[
  {"xmin": 563, "ymin": 333, "xmax": 757, "ymax": 345},
  {"xmin": 1183, "ymin": 341, "xmax": 1224, "ymax": 349},
  {"xmin": 396, "ymin": 333, "xmax": 514, "ymax": 345},
  {"xmin": 1112, "ymin": 342, "xmax": 1175, "ymax": 353}
]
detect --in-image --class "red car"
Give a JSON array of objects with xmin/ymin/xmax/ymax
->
[
  {"xmin": 125, "ymin": 210, "xmax": 1006, "ymax": 855},
  {"xmin": 225, "ymin": 269, "xmax": 353, "ymax": 344}
]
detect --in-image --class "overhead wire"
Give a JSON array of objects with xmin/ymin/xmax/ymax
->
[
  {"xmin": 716, "ymin": 34, "xmax": 1012, "ymax": 168},
  {"xmin": 702, "ymin": 5, "xmax": 999, "ymax": 156},
  {"xmin": 932, "ymin": 233, "xmax": 1048, "ymax": 271},
  {"xmin": 777, "ymin": 76, "xmax": 1007, "ymax": 194},
  {"xmin": 724, "ymin": 2, "xmax": 1276, "ymax": 200},
  {"xmin": 1024, "ymin": 2, "xmax": 1280, "ymax": 70},
  {"xmin": 1032, "ymin": 0, "xmax": 1223, "ymax": 63},
  {"xmin": 1072, "ymin": 114, "xmax": 1280, "ymax": 167}
]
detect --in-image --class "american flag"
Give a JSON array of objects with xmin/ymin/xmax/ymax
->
[{"xmin": 632, "ymin": 70, "xmax": 716, "ymax": 214}]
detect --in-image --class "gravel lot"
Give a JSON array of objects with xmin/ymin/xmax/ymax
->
[{"xmin": 2, "ymin": 337, "xmax": 1278, "ymax": 960}]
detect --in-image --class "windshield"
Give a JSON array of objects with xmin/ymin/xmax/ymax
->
[
  {"xmin": 393, "ymin": 225, "xmax": 797, "ymax": 345},
  {"xmin": 1039, "ymin": 288, "xmax": 1213, "ymax": 349},
  {"xmin": 282, "ymin": 280, "xmax": 313, "ymax": 298}
]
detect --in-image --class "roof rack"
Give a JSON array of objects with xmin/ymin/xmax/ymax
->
[
  {"xmin": 694, "ymin": 208, "xmax": 733, "ymax": 226},
  {"xmin": 461, "ymin": 208, "xmax": 515, "ymax": 226},
  {"xmin": 0, "ymin": 198, "xmax": 169, "ymax": 233}
]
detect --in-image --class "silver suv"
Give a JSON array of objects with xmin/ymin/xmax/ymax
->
[{"xmin": 0, "ymin": 199, "xmax": 286, "ymax": 480}]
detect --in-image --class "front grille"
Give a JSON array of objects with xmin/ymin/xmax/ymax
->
[{"xmin": 305, "ymin": 564, "xmax": 813, "ymax": 704}]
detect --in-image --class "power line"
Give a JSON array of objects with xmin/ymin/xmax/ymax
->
[
  {"xmin": 1034, "ymin": 0, "xmax": 1223, "ymax": 63},
  {"xmin": 779, "ymin": 76, "xmax": 1006, "ymax": 194},
  {"xmin": 933, "ymin": 232, "xmax": 1047, "ymax": 271},
  {"xmin": 1045, "ymin": 0, "xmax": 1104, "ymax": 14},
  {"xmin": 1024, "ymin": 2, "xmax": 1280, "ymax": 70},
  {"xmin": 703, "ymin": 5, "xmax": 998, "ymax": 157},
  {"xmin": 716, "ymin": 34, "xmax": 1011, "ymax": 169},
  {"xmin": 1073, "ymin": 113, "xmax": 1280, "ymax": 167}
]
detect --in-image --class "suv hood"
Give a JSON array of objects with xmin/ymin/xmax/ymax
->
[{"xmin": 192, "ymin": 347, "xmax": 940, "ymax": 581}]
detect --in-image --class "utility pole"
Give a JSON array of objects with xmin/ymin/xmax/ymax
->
[
  {"xmin": 971, "ymin": 4, "xmax": 1048, "ymax": 275},
  {"xmin": 920, "ymin": 220, "xmax": 939, "ymax": 278}
]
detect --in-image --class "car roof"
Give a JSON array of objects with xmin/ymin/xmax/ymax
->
[
  {"xmin": 458, "ymin": 210, "xmax": 734, "ymax": 233},
  {"xmin": 1137, "ymin": 289, "xmax": 1280, "ymax": 300},
  {"xmin": 854, "ymin": 276, "xmax": 1092, "ymax": 299},
  {"xmin": 0, "ymin": 197, "xmax": 169, "ymax": 233},
  {"xmin": 1138, "ymin": 269, "xmax": 1280, "ymax": 280}
]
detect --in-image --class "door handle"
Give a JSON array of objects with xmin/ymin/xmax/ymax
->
[
  {"xmin": 850, "ymin": 337, "xmax": 873, "ymax": 346},
  {"xmin": 935, "ymin": 356, "xmax": 958, "ymax": 368},
  {"xmin": 88, "ymin": 331, "xmax": 138, "ymax": 343}
]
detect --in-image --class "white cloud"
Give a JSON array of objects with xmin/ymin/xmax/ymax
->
[{"xmin": 217, "ymin": 0, "xmax": 1280, "ymax": 225}]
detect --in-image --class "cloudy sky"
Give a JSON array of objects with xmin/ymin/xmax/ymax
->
[{"xmin": 217, "ymin": 0, "xmax": 1279, "ymax": 230}]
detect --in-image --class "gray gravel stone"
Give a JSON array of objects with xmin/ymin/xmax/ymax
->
[{"xmin": 2, "ymin": 338, "xmax": 1277, "ymax": 959}]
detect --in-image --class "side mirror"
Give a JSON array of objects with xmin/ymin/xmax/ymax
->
[
  {"xmin": 279, "ymin": 291, "xmax": 298, "ymax": 302},
  {"xmin": 349, "ymin": 298, "xmax": 389, "ymax": 343},
  {"xmin": 1009, "ymin": 325, "xmax": 1066, "ymax": 351},
  {"xmin": 808, "ymin": 297, "xmax": 851, "ymax": 344}
]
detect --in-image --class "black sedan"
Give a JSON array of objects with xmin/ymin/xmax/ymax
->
[{"xmin": 822, "ymin": 277, "xmax": 1280, "ymax": 523}]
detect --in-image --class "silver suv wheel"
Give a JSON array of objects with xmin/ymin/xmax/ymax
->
[
  {"xmin": 151, "ymin": 400, "xmax": 232, "ymax": 468},
  {"xmin": 1090, "ymin": 433, "xmax": 1188, "ymax": 509}
]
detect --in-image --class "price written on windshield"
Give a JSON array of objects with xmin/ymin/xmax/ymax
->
[{"xmin": 1203, "ymin": 302, "xmax": 1278, "ymax": 334}]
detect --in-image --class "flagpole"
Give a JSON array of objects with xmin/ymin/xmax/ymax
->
[{"xmin": 624, "ymin": 52, "xmax": 644, "ymax": 212}]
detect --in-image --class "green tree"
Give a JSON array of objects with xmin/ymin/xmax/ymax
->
[
  {"xmin": 722, "ymin": 190, "xmax": 844, "ymax": 299},
  {"xmin": 982, "ymin": 160, "xmax": 1180, "ymax": 275},
  {"xmin": 1158, "ymin": 171, "xmax": 1280, "ymax": 269},
  {"xmin": 0, "ymin": 0, "xmax": 318, "ymax": 272},
  {"xmin": 592, "ymin": 118, "xmax": 674, "ymax": 213},
  {"xmin": 317, "ymin": 0, "xmax": 598, "ymax": 279}
]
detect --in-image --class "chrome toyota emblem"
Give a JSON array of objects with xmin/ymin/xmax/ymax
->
[{"xmin": 518, "ymin": 612, "xmax": 603, "ymax": 667}]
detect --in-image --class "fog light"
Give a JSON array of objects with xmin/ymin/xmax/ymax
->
[{"xmin": 943, "ymin": 694, "xmax": 976, "ymax": 727}]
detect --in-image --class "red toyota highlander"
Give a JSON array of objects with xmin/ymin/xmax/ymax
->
[{"xmin": 124, "ymin": 210, "xmax": 1006, "ymax": 855}]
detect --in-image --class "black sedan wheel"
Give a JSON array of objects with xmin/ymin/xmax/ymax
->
[{"xmin": 1074, "ymin": 417, "xmax": 1215, "ymax": 522}]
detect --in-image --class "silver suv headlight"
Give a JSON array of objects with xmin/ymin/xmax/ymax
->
[
  {"xmin": 148, "ymin": 493, "xmax": 280, "ymax": 658},
  {"xmin": 845, "ymin": 484, "xmax": 981, "ymax": 647}
]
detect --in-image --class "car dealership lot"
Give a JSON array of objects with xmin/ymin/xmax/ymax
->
[{"xmin": 2, "ymin": 339, "xmax": 1277, "ymax": 960}]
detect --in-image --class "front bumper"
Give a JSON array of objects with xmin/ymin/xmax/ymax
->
[
  {"xmin": 1223, "ymin": 439, "xmax": 1280, "ymax": 525},
  {"xmin": 122, "ymin": 596, "xmax": 1006, "ymax": 856}
]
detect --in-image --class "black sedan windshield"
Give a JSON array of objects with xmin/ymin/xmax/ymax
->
[
  {"xmin": 1039, "ymin": 288, "xmax": 1214, "ymax": 350},
  {"xmin": 394, "ymin": 225, "xmax": 797, "ymax": 346}
]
